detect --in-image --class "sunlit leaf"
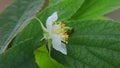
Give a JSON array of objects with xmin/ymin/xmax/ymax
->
[{"xmin": 34, "ymin": 45, "xmax": 65, "ymax": 68}]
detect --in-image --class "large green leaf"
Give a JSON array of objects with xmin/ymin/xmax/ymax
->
[
  {"xmin": 38, "ymin": 0, "xmax": 85, "ymax": 23},
  {"xmin": 71, "ymin": 0, "xmax": 120, "ymax": 20},
  {"xmin": 0, "ymin": 19, "xmax": 43, "ymax": 68},
  {"xmin": 52, "ymin": 20, "xmax": 120, "ymax": 68},
  {"xmin": 0, "ymin": 0, "xmax": 46, "ymax": 53}
]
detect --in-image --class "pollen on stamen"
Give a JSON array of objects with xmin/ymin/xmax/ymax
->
[
  {"xmin": 64, "ymin": 33, "xmax": 69, "ymax": 40},
  {"xmin": 62, "ymin": 33, "xmax": 69, "ymax": 44},
  {"xmin": 59, "ymin": 22, "xmax": 65, "ymax": 27}
]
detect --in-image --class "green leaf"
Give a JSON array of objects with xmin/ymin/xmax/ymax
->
[
  {"xmin": 71, "ymin": 0, "xmax": 120, "ymax": 20},
  {"xmin": 0, "ymin": 19, "xmax": 43, "ymax": 68},
  {"xmin": 49, "ymin": 0, "xmax": 63, "ymax": 6},
  {"xmin": 34, "ymin": 45, "xmax": 65, "ymax": 68},
  {"xmin": 0, "ymin": 39, "xmax": 38, "ymax": 68},
  {"xmin": 0, "ymin": 0, "xmax": 46, "ymax": 53},
  {"xmin": 52, "ymin": 20, "xmax": 120, "ymax": 68},
  {"xmin": 38, "ymin": 0, "xmax": 85, "ymax": 23}
]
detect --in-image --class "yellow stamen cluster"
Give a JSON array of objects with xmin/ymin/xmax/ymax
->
[
  {"xmin": 62, "ymin": 33, "xmax": 69, "ymax": 43},
  {"xmin": 63, "ymin": 33, "xmax": 69, "ymax": 40},
  {"xmin": 59, "ymin": 22, "xmax": 69, "ymax": 43},
  {"xmin": 51, "ymin": 22, "xmax": 69, "ymax": 43}
]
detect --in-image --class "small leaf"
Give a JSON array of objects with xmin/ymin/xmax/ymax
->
[
  {"xmin": 52, "ymin": 20, "xmax": 120, "ymax": 68},
  {"xmin": 34, "ymin": 45, "xmax": 65, "ymax": 68}
]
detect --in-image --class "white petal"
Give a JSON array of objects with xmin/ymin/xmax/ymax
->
[
  {"xmin": 46, "ymin": 12, "xmax": 58, "ymax": 33},
  {"xmin": 61, "ymin": 43, "xmax": 67, "ymax": 55},
  {"xmin": 47, "ymin": 12, "xmax": 58, "ymax": 23},
  {"xmin": 51, "ymin": 35, "xmax": 67, "ymax": 55}
]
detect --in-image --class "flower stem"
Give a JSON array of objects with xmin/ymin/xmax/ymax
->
[
  {"xmin": 48, "ymin": 39, "xmax": 52, "ymax": 56},
  {"xmin": 34, "ymin": 17, "xmax": 48, "ymax": 33}
]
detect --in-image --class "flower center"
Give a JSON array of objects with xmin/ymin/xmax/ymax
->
[{"xmin": 51, "ymin": 22, "xmax": 69, "ymax": 43}]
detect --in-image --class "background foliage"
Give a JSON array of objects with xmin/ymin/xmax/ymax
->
[{"xmin": 0, "ymin": 0, "xmax": 120, "ymax": 68}]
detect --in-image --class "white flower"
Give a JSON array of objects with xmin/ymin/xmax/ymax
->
[{"xmin": 46, "ymin": 12, "xmax": 68, "ymax": 55}]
